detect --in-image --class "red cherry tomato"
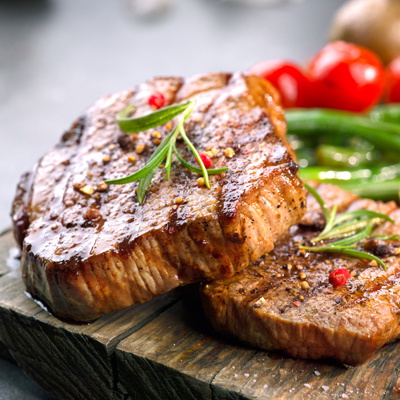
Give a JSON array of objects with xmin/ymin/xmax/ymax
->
[
  {"xmin": 248, "ymin": 60, "xmax": 310, "ymax": 108},
  {"xmin": 308, "ymin": 41, "xmax": 386, "ymax": 112},
  {"xmin": 387, "ymin": 56, "xmax": 400, "ymax": 103}
]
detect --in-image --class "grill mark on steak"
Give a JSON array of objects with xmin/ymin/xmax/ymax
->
[
  {"xmin": 201, "ymin": 184, "xmax": 400, "ymax": 366},
  {"xmin": 12, "ymin": 72, "xmax": 306, "ymax": 321}
]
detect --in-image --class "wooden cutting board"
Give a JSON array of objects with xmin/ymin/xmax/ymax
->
[{"xmin": 0, "ymin": 229, "xmax": 399, "ymax": 400}]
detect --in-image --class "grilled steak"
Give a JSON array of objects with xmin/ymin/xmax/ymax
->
[
  {"xmin": 11, "ymin": 72, "xmax": 306, "ymax": 321},
  {"xmin": 201, "ymin": 184, "xmax": 400, "ymax": 366}
]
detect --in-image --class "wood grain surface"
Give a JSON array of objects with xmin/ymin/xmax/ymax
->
[{"xmin": 0, "ymin": 230, "xmax": 400, "ymax": 400}]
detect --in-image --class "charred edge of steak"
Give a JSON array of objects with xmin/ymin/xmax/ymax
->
[
  {"xmin": 60, "ymin": 116, "xmax": 86, "ymax": 147},
  {"xmin": 11, "ymin": 170, "xmax": 34, "ymax": 247},
  {"xmin": 11, "ymin": 116, "xmax": 86, "ymax": 248}
]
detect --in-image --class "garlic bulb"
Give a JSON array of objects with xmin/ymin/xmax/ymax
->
[{"xmin": 329, "ymin": 0, "xmax": 400, "ymax": 64}]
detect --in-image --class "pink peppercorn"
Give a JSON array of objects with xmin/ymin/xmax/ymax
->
[
  {"xmin": 148, "ymin": 92, "xmax": 166, "ymax": 109},
  {"xmin": 195, "ymin": 153, "xmax": 212, "ymax": 169},
  {"xmin": 329, "ymin": 268, "xmax": 351, "ymax": 288}
]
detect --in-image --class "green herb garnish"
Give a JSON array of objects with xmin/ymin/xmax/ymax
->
[
  {"xmin": 105, "ymin": 101, "xmax": 228, "ymax": 204},
  {"xmin": 298, "ymin": 183, "xmax": 394, "ymax": 270},
  {"xmin": 372, "ymin": 234, "xmax": 400, "ymax": 241}
]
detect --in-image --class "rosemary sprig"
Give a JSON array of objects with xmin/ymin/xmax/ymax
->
[
  {"xmin": 299, "ymin": 183, "xmax": 395, "ymax": 270},
  {"xmin": 105, "ymin": 100, "xmax": 228, "ymax": 204},
  {"xmin": 306, "ymin": 184, "xmax": 393, "ymax": 243}
]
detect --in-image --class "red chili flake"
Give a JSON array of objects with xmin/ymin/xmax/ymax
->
[
  {"xmin": 148, "ymin": 92, "xmax": 166, "ymax": 109},
  {"xmin": 293, "ymin": 301, "xmax": 301, "ymax": 307},
  {"xmin": 329, "ymin": 268, "xmax": 351, "ymax": 288},
  {"xmin": 195, "ymin": 153, "xmax": 212, "ymax": 169}
]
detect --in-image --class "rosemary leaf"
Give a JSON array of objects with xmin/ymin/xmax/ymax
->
[
  {"xmin": 305, "ymin": 183, "xmax": 331, "ymax": 223},
  {"xmin": 105, "ymin": 126, "xmax": 178, "ymax": 185},
  {"xmin": 318, "ymin": 204, "xmax": 337, "ymax": 240},
  {"xmin": 116, "ymin": 101, "xmax": 192, "ymax": 133},
  {"xmin": 299, "ymin": 245, "xmax": 387, "ymax": 270},
  {"xmin": 137, "ymin": 168, "xmax": 157, "ymax": 204},
  {"xmin": 165, "ymin": 140, "xmax": 174, "ymax": 181},
  {"xmin": 313, "ymin": 218, "xmax": 374, "ymax": 242},
  {"xmin": 332, "ymin": 209, "xmax": 393, "ymax": 226},
  {"xmin": 105, "ymin": 142, "xmax": 170, "ymax": 185},
  {"xmin": 181, "ymin": 101, "xmax": 196, "ymax": 123},
  {"xmin": 372, "ymin": 234, "xmax": 400, "ymax": 241},
  {"xmin": 337, "ymin": 249, "xmax": 387, "ymax": 270},
  {"xmin": 179, "ymin": 123, "xmax": 210, "ymax": 188},
  {"xmin": 328, "ymin": 222, "xmax": 374, "ymax": 247},
  {"xmin": 173, "ymin": 145, "xmax": 228, "ymax": 175}
]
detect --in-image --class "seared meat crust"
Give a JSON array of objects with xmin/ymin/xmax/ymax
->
[
  {"xmin": 201, "ymin": 184, "xmax": 400, "ymax": 366},
  {"xmin": 11, "ymin": 72, "xmax": 305, "ymax": 321}
]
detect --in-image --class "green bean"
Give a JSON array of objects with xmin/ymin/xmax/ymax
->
[
  {"xmin": 341, "ymin": 179, "xmax": 400, "ymax": 201},
  {"xmin": 369, "ymin": 104, "xmax": 400, "ymax": 124},
  {"xmin": 287, "ymin": 134, "xmax": 315, "ymax": 150},
  {"xmin": 296, "ymin": 148, "xmax": 316, "ymax": 167},
  {"xmin": 315, "ymin": 144, "xmax": 379, "ymax": 168},
  {"xmin": 301, "ymin": 169, "xmax": 400, "ymax": 200},
  {"xmin": 300, "ymin": 166, "xmax": 374, "ymax": 183},
  {"xmin": 286, "ymin": 108, "xmax": 400, "ymax": 152},
  {"xmin": 300, "ymin": 163, "xmax": 400, "ymax": 184}
]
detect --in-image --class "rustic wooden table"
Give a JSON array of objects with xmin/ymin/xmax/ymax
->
[{"xmin": 0, "ymin": 0, "xmax": 349, "ymax": 399}]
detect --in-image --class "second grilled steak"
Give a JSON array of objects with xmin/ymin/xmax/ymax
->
[
  {"xmin": 201, "ymin": 184, "xmax": 400, "ymax": 366},
  {"xmin": 12, "ymin": 72, "xmax": 306, "ymax": 321}
]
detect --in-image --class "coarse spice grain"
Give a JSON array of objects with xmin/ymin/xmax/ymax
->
[
  {"xmin": 197, "ymin": 177, "xmax": 205, "ymax": 186},
  {"xmin": 79, "ymin": 185, "xmax": 94, "ymax": 196},
  {"xmin": 73, "ymin": 181, "xmax": 86, "ymax": 190},
  {"xmin": 153, "ymin": 131, "xmax": 162, "ymax": 139},
  {"xmin": 369, "ymin": 260, "xmax": 378, "ymax": 267},
  {"xmin": 224, "ymin": 147, "xmax": 235, "ymax": 158},
  {"xmin": 301, "ymin": 281, "xmax": 310, "ymax": 290},
  {"xmin": 127, "ymin": 154, "xmax": 136, "ymax": 163},
  {"xmin": 96, "ymin": 182, "xmax": 108, "ymax": 192},
  {"xmin": 136, "ymin": 144, "xmax": 145, "ymax": 154}
]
